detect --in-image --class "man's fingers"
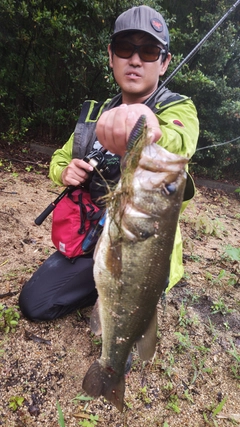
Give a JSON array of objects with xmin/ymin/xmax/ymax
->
[
  {"xmin": 61, "ymin": 158, "xmax": 93, "ymax": 186},
  {"xmin": 96, "ymin": 105, "xmax": 129, "ymax": 156},
  {"xmin": 96, "ymin": 104, "xmax": 162, "ymax": 156}
]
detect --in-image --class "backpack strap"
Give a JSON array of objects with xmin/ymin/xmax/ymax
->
[
  {"xmin": 145, "ymin": 85, "xmax": 188, "ymax": 113},
  {"xmin": 85, "ymin": 204, "xmax": 103, "ymax": 221},
  {"xmin": 68, "ymin": 191, "xmax": 86, "ymax": 235},
  {"xmin": 72, "ymin": 95, "xmax": 122, "ymax": 160}
]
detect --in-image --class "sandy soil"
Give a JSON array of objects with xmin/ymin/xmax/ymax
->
[{"xmin": 0, "ymin": 158, "xmax": 239, "ymax": 427}]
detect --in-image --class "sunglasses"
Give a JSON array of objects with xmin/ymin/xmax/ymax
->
[{"xmin": 112, "ymin": 40, "xmax": 166, "ymax": 62}]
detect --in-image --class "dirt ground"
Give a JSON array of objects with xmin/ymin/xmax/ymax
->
[{"xmin": 0, "ymin": 151, "xmax": 239, "ymax": 427}]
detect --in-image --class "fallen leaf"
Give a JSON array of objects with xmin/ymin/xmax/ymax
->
[{"xmin": 216, "ymin": 413, "xmax": 240, "ymax": 422}]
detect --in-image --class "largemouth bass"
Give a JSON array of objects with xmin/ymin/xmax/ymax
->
[{"xmin": 82, "ymin": 115, "xmax": 188, "ymax": 411}]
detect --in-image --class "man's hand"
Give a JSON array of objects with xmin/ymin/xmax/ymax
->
[
  {"xmin": 96, "ymin": 104, "xmax": 162, "ymax": 156},
  {"xmin": 61, "ymin": 159, "xmax": 94, "ymax": 186}
]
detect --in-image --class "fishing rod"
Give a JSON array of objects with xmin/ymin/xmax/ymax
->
[
  {"xmin": 146, "ymin": 0, "xmax": 240, "ymax": 103},
  {"xmin": 146, "ymin": 0, "xmax": 240, "ymax": 153},
  {"xmin": 161, "ymin": 0, "xmax": 240, "ymax": 89}
]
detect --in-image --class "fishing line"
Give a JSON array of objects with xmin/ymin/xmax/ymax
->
[{"xmin": 196, "ymin": 136, "xmax": 240, "ymax": 152}]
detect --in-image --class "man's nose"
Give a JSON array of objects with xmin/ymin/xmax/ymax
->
[{"xmin": 129, "ymin": 51, "xmax": 142, "ymax": 64}]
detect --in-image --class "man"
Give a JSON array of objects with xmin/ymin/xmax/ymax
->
[{"xmin": 19, "ymin": 5, "xmax": 199, "ymax": 321}]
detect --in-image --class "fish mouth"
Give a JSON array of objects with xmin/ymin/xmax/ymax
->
[
  {"xmin": 121, "ymin": 205, "xmax": 151, "ymax": 240},
  {"xmin": 123, "ymin": 204, "xmax": 151, "ymax": 218},
  {"xmin": 139, "ymin": 143, "xmax": 188, "ymax": 172}
]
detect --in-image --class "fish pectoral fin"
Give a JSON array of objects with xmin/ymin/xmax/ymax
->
[
  {"xmin": 136, "ymin": 308, "xmax": 158, "ymax": 361},
  {"xmin": 82, "ymin": 360, "xmax": 125, "ymax": 412},
  {"xmin": 90, "ymin": 299, "xmax": 102, "ymax": 336}
]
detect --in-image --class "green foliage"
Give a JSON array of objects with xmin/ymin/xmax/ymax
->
[
  {"xmin": 0, "ymin": 304, "xmax": 20, "ymax": 333},
  {"xmin": 138, "ymin": 386, "xmax": 152, "ymax": 405},
  {"xmin": 195, "ymin": 213, "xmax": 225, "ymax": 237},
  {"xmin": 79, "ymin": 414, "xmax": 99, "ymax": 427},
  {"xmin": 70, "ymin": 394, "xmax": 99, "ymax": 426},
  {"xmin": 211, "ymin": 298, "xmax": 232, "ymax": 315},
  {"xmin": 163, "ymin": 0, "xmax": 240, "ymax": 179},
  {"xmin": 212, "ymin": 396, "xmax": 227, "ymax": 417},
  {"xmin": 223, "ymin": 245, "xmax": 240, "ymax": 262},
  {"xmin": 177, "ymin": 302, "xmax": 198, "ymax": 327},
  {"xmin": 183, "ymin": 389, "xmax": 194, "ymax": 403},
  {"xmin": 174, "ymin": 331, "xmax": 192, "ymax": 352},
  {"xmin": 72, "ymin": 394, "xmax": 93, "ymax": 405},
  {"xmin": 57, "ymin": 401, "xmax": 65, "ymax": 427},
  {"xmin": 166, "ymin": 394, "xmax": 181, "ymax": 413},
  {"xmin": 0, "ymin": 0, "xmax": 113, "ymax": 141},
  {"xmin": 9, "ymin": 395, "xmax": 24, "ymax": 411},
  {"xmin": 228, "ymin": 340, "xmax": 240, "ymax": 379},
  {"xmin": 0, "ymin": 0, "xmax": 239, "ymax": 177},
  {"xmin": 205, "ymin": 269, "xmax": 227, "ymax": 286},
  {"xmin": 203, "ymin": 396, "xmax": 228, "ymax": 425}
]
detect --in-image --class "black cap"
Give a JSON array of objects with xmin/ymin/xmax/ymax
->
[{"xmin": 112, "ymin": 6, "xmax": 170, "ymax": 49}]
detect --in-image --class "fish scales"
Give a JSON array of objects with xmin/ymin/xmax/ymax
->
[{"xmin": 82, "ymin": 115, "xmax": 188, "ymax": 411}]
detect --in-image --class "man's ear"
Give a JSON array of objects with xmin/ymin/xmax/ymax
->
[
  {"xmin": 108, "ymin": 44, "xmax": 113, "ymax": 68},
  {"xmin": 159, "ymin": 52, "xmax": 172, "ymax": 76}
]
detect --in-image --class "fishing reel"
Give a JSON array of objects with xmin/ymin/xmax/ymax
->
[
  {"xmin": 35, "ymin": 147, "xmax": 109, "ymax": 226},
  {"xmin": 83, "ymin": 148, "xmax": 108, "ymax": 173}
]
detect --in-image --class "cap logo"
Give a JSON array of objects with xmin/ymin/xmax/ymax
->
[{"xmin": 150, "ymin": 18, "xmax": 163, "ymax": 33}]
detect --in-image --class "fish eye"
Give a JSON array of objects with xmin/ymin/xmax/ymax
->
[
  {"xmin": 139, "ymin": 230, "xmax": 152, "ymax": 239},
  {"xmin": 166, "ymin": 183, "xmax": 176, "ymax": 194},
  {"xmin": 162, "ymin": 183, "xmax": 176, "ymax": 196}
]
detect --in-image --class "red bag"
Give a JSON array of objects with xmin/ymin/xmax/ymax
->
[{"xmin": 51, "ymin": 188, "xmax": 102, "ymax": 258}]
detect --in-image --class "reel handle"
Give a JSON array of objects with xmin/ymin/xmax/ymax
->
[
  {"xmin": 35, "ymin": 203, "xmax": 56, "ymax": 225},
  {"xmin": 34, "ymin": 185, "xmax": 74, "ymax": 225}
]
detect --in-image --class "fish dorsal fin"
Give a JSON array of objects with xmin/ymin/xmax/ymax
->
[{"xmin": 136, "ymin": 308, "xmax": 158, "ymax": 361}]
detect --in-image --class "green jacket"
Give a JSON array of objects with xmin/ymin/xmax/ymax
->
[
  {"xmin": 49, "ymin": 87, "xmax": 199, "ymax": 187},
  {"xmin": 49, "ymin": 88, "xmax": 199, "ymax": 291}
]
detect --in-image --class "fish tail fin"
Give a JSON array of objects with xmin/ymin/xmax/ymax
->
[{"xmin": 82, "ymin": 360, "xmax": 125, "ymax": 412}]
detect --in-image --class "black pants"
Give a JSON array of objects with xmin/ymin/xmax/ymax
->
[{"xmin": 19, "ymin": 251, "xmax": 98, "ymax": 321}]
